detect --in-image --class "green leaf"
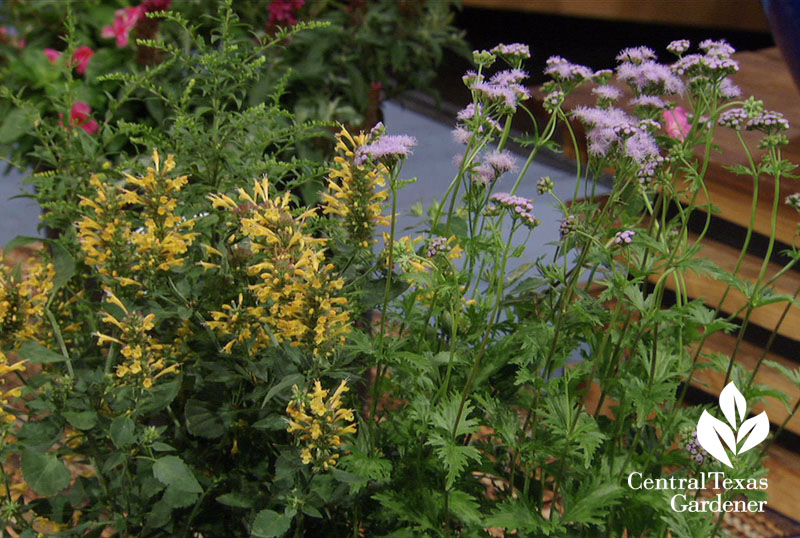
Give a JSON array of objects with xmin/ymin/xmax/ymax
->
[
  {"xmin": 426, "ymin": 433, "xmax": 481, "ymax": 490},
  {"xmin": 49, "ymin": 241, "xmax": 75, "ymax": 291},
  {"xmin": 17, "ymin": 341, "xmax": 66, "ymax": 363},
  {"xmin": 217, "ymin": 492, "xmax": 254, "ymax": 508},
  {"xmin": 251, "ymin": 509, "xmax": 293, "ymax": 537},
  {"xmin": 152, "ymin": 455, "xmax": 202, "ymax": 494},
  {"xmin": 162, "ymin": 484, "xmax": 199, "ymax": 508},
  {"xmin": 110, "ymin": 416, "xmax": 136, "ymax": 448},
  {"xmin": 62, "ymin": 411, "xmax": 97, "ymax": 430},
  {"xmin": 21, "ymin": 450, "xmax": 72, "ymax": 497},
  {"xmin": 184, "ymin": 398, "xmax": 225, "ymax": 439},
  {"xmin": 0, "ymin": 108, "xmax": 29, "ymax": 144}
]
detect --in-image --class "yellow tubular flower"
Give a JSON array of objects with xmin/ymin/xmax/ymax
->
[
  {"xmin": 77, "ymin": 150, "xmax": 197, "ymax": 289},
  {"xmin": 286, "ymin": 380, "xmax": 357, "ymax": 472},
  {"xmin": 0, "ymin": 258, "xmax": 54, "ymax": 350},
  {"xmin": 206, "ymin": 177, "xmax": 351, "ymax": 358},
  {"xmin": 321, "ymin": 126, "xmax": 390, "ymax": 247},
  {"xmin": 96, "ymin": 292, "xmax": 179, "ymax": 390}
]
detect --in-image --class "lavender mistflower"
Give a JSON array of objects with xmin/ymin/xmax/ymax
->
[
  {"xmin": 572, "ymin": 106, "xmax": 636, "ymax": 157},
  {"xmin": 592, "ymin": 85, "xmax": 622, "ymax": 102},
  {"xmin": 486, "ymin": 150, "xmax": 518, "ymax": 175},
  {"xmin": 667, "ymin": 39, "xmax": 690, "ymax": 55},
  {"xmin": 544, "ymin": 90, "xmax": 565, "ymax": 111},
  {"xmin": 686, "ymin": 431, "xmax": 707, "ymax": 464},
  {"xmin": 746, "ymin": 111, "xmax": 790, "ymax": 133},
  {"xmin": 491, "ymin": 43, "xmax": 531, "ymax": 61},
  {"xmin": 670, "ymin": 54, "xmax": 704, "ymax": 76},
  {"xmin": 489, "ymin": 193, "xmax": 539, "ymax": 229},
  {"xmin": 452, "ymin": 126, "xmax": 472, "ymax": 145},
  {"xmin": 462, "ymin": 70, "xmax": 483, "ymax": 88},
  {"xmin": 718, "ymin": 108, "xmax": 749, "ymax": 129},
  {"xmin": 544, "ymin": 56, "xmax": 593, "ymax": 82},
  {"xmin": 637, "ymin": 155, "xmax": 665, "ymax": 184},
  {"xmin": 616, "ymin": 46, "xmax": 657, "ymax": 64},
  {"xmin": 427, "ymin": 236, "xmax": 449, "ymax": 258},
  {"xmin": 457, "ymin": 103, "xmax": 481, "ymax": 122},
  {"xmin": 630, "ymin": 95, "xmax": 667, "ymax": 109},
  {"xmin": 452, "ymin": 153, "xmax": 464, "ymax": 168},
  {"xmin": 473, "ymin": 163, "xmax": 496, "ymax": 185},
  {"xmin": 786, "ymin": 193, "xmax": 800, "ymax": 211},
  {"xmin": 617, "ymin": 60, "xmax": 685, "ymax": 95},
  {"xmin": 614, "ymin": 230, "xmax": 636, "ymax": 245},
  {"xmin": 593, "ymin": 69, "xmax": 614, "ymax": 83},
  {"xmin": 490, "ymin": 69, "xmax": 528, "ymax": 86},
  {"xmin": 560, "ymin": 215, "xmax": 577, "ymax": 237},
  {"xmin": 356, "ymin": 135, "xmax": 417, "ymax": 165},
  {"xmin": 699, "ymin": 39, "xmax": 735, "ymax": 58},
  {"xmin": 625, "ymin": 130, "xmax": 660, "ymax": 163},
  {"xmin": 472, "ymin": 81, "xmax": 523, "ymax": 108},
  {"xmin": 720, "ymin": 78, "xmax": 742, "ymax": 98},
  {"xmin": 537, "ymin": 176, "xmax": 554, "ymax": 195}
]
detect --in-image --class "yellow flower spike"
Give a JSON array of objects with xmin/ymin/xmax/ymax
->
[{"xmin": 152, "ymin": 149, "xmax": 160, "ymax": 172}]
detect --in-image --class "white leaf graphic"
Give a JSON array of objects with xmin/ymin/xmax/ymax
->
[
  {"xmin": 719, "ymin": 382, "xmax": 746, "ymax": 428},
  {"xmin": 737, "ymin": 411, "xmax": 769, "ymax": 454},
  {"xmin": 696, "ymin": 410, "xmax": 735, "ymax": 468}
]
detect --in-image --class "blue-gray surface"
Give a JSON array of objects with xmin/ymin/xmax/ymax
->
[
  {"xmin": 381, "ymin": 101, "xmax": 609, "ymax": 268},
  {"xmin": 0, "ymin": 167, "xmax": 39, "ymax": 247}
]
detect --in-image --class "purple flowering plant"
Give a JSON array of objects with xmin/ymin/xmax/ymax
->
[{"xmin": 320, "ymin": 37, "xmax": 800, "ymax": 537}]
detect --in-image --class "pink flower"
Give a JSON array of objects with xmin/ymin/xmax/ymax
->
[
  {"xmin": 663, "ymin": 106, "xmax": 690, "ymax": 141},
  {"xmin": 80, "ymin": 119, "xmax": 100, "ymax": 135},
  {"xmin": 267, "ymin": 0, "xmax": 305, "ymax": 31},
  {"xmin": 102, "ymin": 5, "xmax": 144, "ymax": 47},
  {"xmin": 70, "ymin": 46, "xmax": 94, "ymax": 75},
  {"xmin": 43, "ymin": 48, "xmax": 62, "ymax": 65},
  {"xmin": 60, "ymin": 101, "xmax": 99, "ymax": 135}
]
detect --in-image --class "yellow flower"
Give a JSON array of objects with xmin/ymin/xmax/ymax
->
[
  {"xmin": 206, "ymin": 177, "xmax": 351, "ymax": 357},
  {"xmin": 321, "ymin": 126, "xmax": 390, "ymax": 246},
  {"xmin": 286, "ymin": 380, "xmax": 357, "ymax": 472}
]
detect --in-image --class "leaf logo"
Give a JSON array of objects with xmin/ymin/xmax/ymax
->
[{"xmin": 696, "ymin": 382, "xmax": 769, "ymax": 468}]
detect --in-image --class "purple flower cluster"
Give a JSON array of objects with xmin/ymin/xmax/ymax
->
[
  {"xmin": 464, "ymin": 69, "xmax": 530, "ymax": 112},
  {"xmin": 630, "ymin": 95, "xmax": 666, "ymax": 109},
  {"xmin": 637, "ymin": 155, "xmax": 665, "ymax": 184},
  {"xmin": 537, "ymin": 176, "xmax": 554, "ymax": 195},
  {"xmin": 427, "ymin": 236, "xmax": 449, "ymax": 258},
  {"xmin": 572, "ymin": 106, "xmax": 659, "ymax": 162},
  {"xmin": 720, "ymin": 78, "xmax": 742, "ymax": 98},
  {"xmin": 614, "ymin": 230, "xmax": 636, "ymax": 245},
  {"xmin": 491, "ymin": 43, "xmax": 531, "ymax": 62},
  {"xmin": 355, "ymin": 134, "xmax": 417, "ymax": 165},
  {"xmin": 746, "ymin": 111, "xmax": 790, "ymax": 133},
  {"xmin": 670, "ymin": 39, "xmax": 739, "ymax": 79},
  {"xmin": 543, "ymin": 90, "xmax": 565, "ymax": 112},
  {"xmin": 718, "ymin": 108, "xmax": 749, "ymax": 130},
  {"xmin": 786, "ymin": 193, "xmax": 800, "ymax": 211},
  {"xmin": 560, "ymin": 215, "xmax": 577, "ymax": 237},
  {"xmin": 488, "ymin": 193, "xmax": 539, "ymax": 229},
  {"xmin": 592, "ymin": 85, "xmax": 622, "ymax": 103},
  {"xmin": 686, "ymin": 431, "xmax": 706, "ymax": 464},
  {"xmin": 486, "ymin": 150, "xmax": 518, "ymax": 175},
  {"xmin": 544, "ymin": 56, "xmax": 593, "ymax": 82},
  {"xmin": 616, "ymin": 46, "xmax": 657, "ymax": 64},
  {"xmin": 617, "ymin": 60, "xmax": 685, "ymax": 95},
  {"xmin": 667, "ymin": 39, "xmax": 690, "ymax": 55}
]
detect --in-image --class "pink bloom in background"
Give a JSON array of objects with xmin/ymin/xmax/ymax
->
[
  {"xmin": 70, "ymin": 46, "xmax": 94, "ymax": 75},
  {"xmin": 60, "ymin": 101, "xmax": 99, "ymax": 135},
  {"xmin": 267, "ymin": 0, "xmax": 305, "ymax": 30},
  {"xmin": 102, "ymin": 5, "xmax": 144, "ymax": 47},
  {"xmin": 663, "ymin": 106, "xmax": 690, "ymax": 141},
  {"xmin": 43, "ymin": 48, "xmax": 62, "ymax": 65},
  {"xmin": 140, "ymin": 0, "xmax": 171, "ymax": 11}
]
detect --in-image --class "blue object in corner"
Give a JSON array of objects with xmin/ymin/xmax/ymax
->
[{"xmin": 763, "ymin": 0, "xmax": 800, "ymax": 91}]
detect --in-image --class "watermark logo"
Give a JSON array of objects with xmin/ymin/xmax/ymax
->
[{"xmin": 696, "ymin": 382, "xmax": 769, "ymax": 468}]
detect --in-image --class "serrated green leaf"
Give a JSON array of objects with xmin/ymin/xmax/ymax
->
[
  {"xmin": 251, "ymin": 509, "xmax": 293, "ymax": 537},
  {"xmin": 152, "ymin": 455, "xmax": 202, "ymax": 494},
  {"xmin": 21, "ymin": 450, "xmax": 71, "ymax": 497}
]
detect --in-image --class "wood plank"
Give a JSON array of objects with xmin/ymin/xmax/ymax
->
[
  {"xmin": 694, "ymin": 331, "xmax": 800, "ymax": 436},
  {"xmin": 650, "ymin": 232, "xmax": 800, "ymax": 340},
  {"xmin": 461, "ymin": 0, "xmax": 769, "ymax": 32}
]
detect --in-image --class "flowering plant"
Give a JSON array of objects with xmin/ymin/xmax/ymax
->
[{"xmin": 1, "ymin": 19, "xmax": 800, "ymax": 538}]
